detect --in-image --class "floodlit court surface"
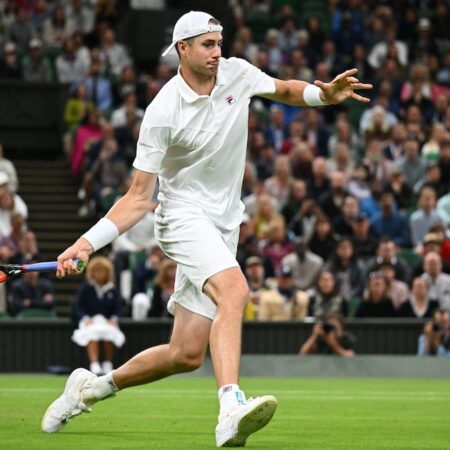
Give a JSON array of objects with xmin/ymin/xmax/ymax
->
[{"xmin": 0, "ymin": 375, "xmax": 449, "ymax": 449}]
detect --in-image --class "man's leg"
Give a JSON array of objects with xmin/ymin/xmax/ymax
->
[
  {"xmin": 42, "ymin": 305, "xmax": 212, "ymax": 433},
  {"xmin": 203, "ymin": 267, "xmax": 277, "ymax": 447}
]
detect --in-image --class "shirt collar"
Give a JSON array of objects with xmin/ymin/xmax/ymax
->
[{"xmin": 176, "ymin": 62, "xmax": 227, "ymax": 104}]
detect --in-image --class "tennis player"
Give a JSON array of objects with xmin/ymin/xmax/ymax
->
[{"xmin": 42, "ymin": 11, "xmax": 371, "ymax": 447}]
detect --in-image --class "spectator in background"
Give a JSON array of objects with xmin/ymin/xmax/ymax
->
[
  {"xmin": 282, "ymin": 237, "xmax": 324, "ymax": 291},
  {"xmin": 99, "ymin": 27, "xmax": 131, "ymax": 79},
  {"xmin": 132, "ymin": 258, "xmax": 176, "ymax": 320},
  {"xmin": 355, "ymin": 271, "xmax": 397, "ymax": 318},
  {"xmin": 71, "ymin": 256, "xmax": 125, "ymax": 375},
  {"xmin": 21, "ymin": 38, "xmax": 52, "ymax": 82},
  {"xmin": 366, "ymin": 238, "xmax": 408, "ymax": 282},
  {"xmin": 299, "ymin": 312, "xmax": 355, "ymax": 356},
  {"xmin": 409, "ymin": 187, "xmax": 444, "ymax": 247},
  {"xmin": 263, "ymin": 28, "xmax": 282, "ymax": 75},
  {"xmin": 394, "ymin": 139, "xmax": 426, "ymax": 191},
  {"xmin": 325, "ymin": 237, "xmax": 365, "ymax": 302},
  {"xmin": 308, "ymin": 157, "xmax": 330, "ymax": 200},
  {"xmin": 110, "ymin": 92, "xmax": 144, "ymax": 128},
  {"xmin": 417, "ymin": 309, "xmax": 450, "ymax": 357},
  {"xmin": 331, "ymin": 195, "xmax": 359, "ymax": 237},
  {"xmin": 64, "ymin": 83, "xmax": 94, "ymax": 135},
  {"xmin": 261, "ymin": 219, "xmax": 294, "ymax": 272},
  {"xmin": 264, "ymin": 155, "xmax": 292, "ymax": 208},
  {"xmin": 0, "ymin": 212, "xmax": 26, "ymax": 263},
  {"xmin": 370, "ymin": 192, "xmax": 409, "ymax": 247},
  {"xmin": 82, "ymin": 58, "xmax": 113, "ymax": 113},
  {"xmin": 377, "ymin": 262, "xmax": 409, "ymax": 310},
  {"xmin": 70, "ymin": 108, "xmax": 103, "ymax": 178},
  {"xmin": 351, "ymin": 212, "xmax": 378, "ymax": 263},
  {"xmin": 421, "ymin": 252, "xmax": 450, "ymax": 311},
  {"xmin": 436, "ymin": 188, "xmax": 450, "ymax": 227},
  {"xmin": 368, "ymin": 25, "xmax": 408, "ymax": 69},
  {"xmin": 363, "ymin": 140, "xmax": 392, "ymax": 184},
  {"xmin": 399, "ymin": 277, "xmax": 438, "ymax": 318},
  {"xmin": 280, "ymin": 179, "xmax": 307, "ymax": 226},
  {"xmin": 243, "ymin": 256, "xmax": 268, "ymax": 321},
  {"xmin": 319, "ymin": 170, "xmax": 348, "ymax": 220},
  {"xmin": 0, "ymin": 41, "xmax": 21, "ymax": 79},
  {"xmin": 112, "ymin": 65, "xmax": 139, "ymax": 107},
  {"xmin": 65, "ymin": 0, "xmax": 95, "ymax": 35},
  {"xmin": 10, "ymin": 230, "xmax": 44, "ymax": 265},
  {"xmin": 55, "ymin": 37, "xmax": 90, "ymax": 84},
  {"xmin": 308, "ymin": 214, "xmax": 337, "ymax": 262},
  {"xmin": 0, "ymin": 173, "xmax": 27, "ymax": 238},
  {"xmin": 10, "ymin": 260, "xmax": 55, "ymax": 316},
  {"xmin": 385, "ymin": 168, "xmax": 414, "ymax": 211},
  {"xmin": 252, "ymin": 193, "xmax": 283, "ymax": 240},
  {"xmin": 326, "ymin": 143, "xmax": 354, "ymax": 178},
  {"xmin": 382, "ymin": 122, "xmax": 407, "ymax": 161},
  {"xmin": 6, "ymin": 7, "xmax": 35, "ymax": 52},
  {"xmin": 42, "ymin": 4, "xmax": 73, "ymax": 49},
  {"xmin": 0, "ymin": 144, "xmax": 18, "ymax": 192},
  {"xmin": 306, "ymin": 271, "xmax": 346, "ymax": 319}
]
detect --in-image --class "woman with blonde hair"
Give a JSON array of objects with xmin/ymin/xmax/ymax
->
[
  {"xmin": 132, "ymin": 257, "xmax": 177, "ymax": 319},
  {"xmin": 72, "ymin": 256, "xmax": 125, "ymax": 375}
]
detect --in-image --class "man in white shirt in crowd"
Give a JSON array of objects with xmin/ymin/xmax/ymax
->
[{"xmin": 42, "ymin": 11, "xmax": 371, "ymax": 447}]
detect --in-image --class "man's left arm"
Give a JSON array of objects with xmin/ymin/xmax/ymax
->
[{"xmin": 261, "ymin": 68, "xmax": 372, "ymax": 107}]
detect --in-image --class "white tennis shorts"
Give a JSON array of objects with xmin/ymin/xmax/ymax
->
[{"xmin": 154, "ymin": 204, "xmax": 240, "ymax": 320}]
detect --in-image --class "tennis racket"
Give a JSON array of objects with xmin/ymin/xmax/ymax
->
[{"xmin": 0, "ymin": 259, "xmax": 86, "ymax": 284}]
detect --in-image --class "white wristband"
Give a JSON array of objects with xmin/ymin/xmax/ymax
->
[
  {"xmin": 82, "ymin": 218, "xmax": 119, "ymax": 252},
  {"xmin": 303, "ymin": 84, "xmax": 327, "ymax": 107}
]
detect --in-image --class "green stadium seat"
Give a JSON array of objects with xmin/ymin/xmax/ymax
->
[
  {"xmin": 0, "ymin": 311, "xmax": 11, "ymax": 319},
  {"xmin": 16, "ymin": 308, "xmax": 57, "ymax": 319},
  {"xmin": 398, "ymin": 248, "xmax": 423, "ymax": 269},
  {"xmin": 347, "ymin": 297, "xmax": 361, "ymax": 318}
]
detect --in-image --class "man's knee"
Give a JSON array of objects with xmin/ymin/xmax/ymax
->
[{"xmin": 170, "ymin": 345, "xmax": 205, "ymax": 372}]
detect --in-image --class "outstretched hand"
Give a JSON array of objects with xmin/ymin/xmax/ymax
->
[{"xmin": 315, "ymin": 68, "xmax": 372, "ymax": 105}]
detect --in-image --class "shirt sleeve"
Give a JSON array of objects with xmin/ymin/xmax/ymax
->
[
  {"xmin": 133, "ymin": 104, "xmax": 170, "ymax": 174},
  {"xmin": 234, "ymin": 57, "xmax": 276, "ymax": 97}
]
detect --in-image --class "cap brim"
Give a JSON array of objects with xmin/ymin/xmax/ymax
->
[{"xmin": 162, "ymin": 41, "xmax": 177, "ymax": 57}]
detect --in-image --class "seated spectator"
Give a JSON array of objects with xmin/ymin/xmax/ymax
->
[
  {"xmin": 0, "ymin": 144, "xmax": 18, "ymax": 192},
  {"xmin": 299, "ymin": 313, "xmax": 355, "ymax": 356},
  {"xmin": 377, "ymin": 262, "xmax": 409, "ymax": 310},
  {"xmin": 0, "ymin": 42, "xmax": 21, "ymax": 79},
  {"xmin": 0, "ymin": 213, "xmax": 26, "ymax": 263},
  {"xmin": 362, "ymin": 140, "xmax": 392, "ymax": 184},
  {"xmin": 325, "ymin": 237, "xmax": 365, "ymax": 301},
  {"xmin": 10, "ymin": 260, "xmax": 55, "ymax": 316},
  {"xmin": 82, "ymin": 58, "xmax": 113, "ymax": 113},
  {"xmin": 385, "ymin": 169, "xmax": 415, "ymax": 212},
  {"xmin": 319, "ymin": 170, "xmax": 348, "ymax": 219},
  {"xmin": 7, "ymin": 7, "xmax": 36, "ymax": 52},
  {"xmin": 252, "ymin": 193, "xmax": 283, "ymax": 240},
  {"xmin": 99, "ymin": 27, "xmax": 132, "ymax": 79},
  {"xmin": 0, "ymin": 175, "xmax": 28, "ymax": 238},
  {"xmin": 416, "ymin": 164, "xmax": 446, "ymax": 199},
  {"xmin": 370, "ymin": 192, "xmax": 409, "ymax": 247},
  {"xmin": 308, "ymin": 157, "xmax": 330, "ymax": 200},
  {"xmin": 331, "ymin": 195, "xmax": 359, "ymax": 237},
  {"xmin": 366, "ymin": 237, "xmax": 409, "ymax": 282},
  {"xmin": 10, "ymin": 230, "xmax": 44, "ymax": 265},
  {"xmin": 64, "ymin": 83, "xmax": 94, "ymax": 133},
  {"xmin": 65, "ymin": 0, "xmax": 95, "ymax": 35},
  {"xmin": 363, "ymin": 106, "xmax": 394, "ymax": 145},
  {"xmin": 382, "ymin": 123, "xmax": 407, "ymax": 161},
  {"xmin": 264, "ymin": 156, "xmax": 293, "ymax": 207},
  {"xmin": 55, "ymin": 37, "xmax": 90, "ymax": 83},
  {"xmin": 328, "ymin": 119, "xmax": 359, "ymax": 159},
  {"xmin": 70, "ymin": 109, "xmax": 103, "ymax": 178},
  {"xmin": 409, "ymin": 186, "xmax": 444, "ymax": 247},
  {"xmin": 21, "ymin": 38, "xmax": 52, "ymax": 82},
  {"xmin": 132, "ymin": 258, "xmax": 176, "ymax": 320},
  {"xmin": 395, "ymin": 139, "xmax": 426, "ymax": 190},
  {"xmin": 261, "ymin": 219, "xmax": 294, "ymax": 272},
  {"xmin": 282, "ymin": 237, "xmax": 324, "ymax": 291},
  {"xmin": 42, "ymin": 4, "xmax": 74, "ymax": 48},
  {"xmin": 287, "ymin": 198, "xmax": 318, "ymax": 242},
  {"xmin": 306, "ymin": 271, "xmax": 347, "ymax": 319},
  {"xmin": 351, "ymin": 212, "xmax": 378, "ymax": 263},
  {"xmin": 417, "ymin": 309, "xmax": 450, "ymax": 356},
  {"xmin": 399, "ymin": 277, "xmax": 439, "ymax": 318},
  {"xmin": 308, "ymin": 214, "xmax": 337, "ymax": 262},
  {"xmin": 355, "ymin": 272, "xmax": 397, "ymax": 318},
  {"xmin": 421, "ymin": 252, "xmax": 450, "ymax": 311},
  {"xmin": 280, "ymin": 179, "xmax": 308, "ymax": 226},
  {"xmin": 78, "ymin": 136, "xmax": 128, "ymax": 216},
  {"xmin": 303, "ymin": 109, "xmax": 329, "ymax": 157},
  {"xmin": 326, "ymin": 143, "xmax": 354, "ymax": 178},
  {"xmin": 243, "ymin": 256, "xmax": 268, "ymax": 320},
  {"xmin": 72, "ymin": 256, "xmax": 125, "ymax": 375},
  {"xmin": 347, "ymin": 164, "xmax": 371, "ymax": 201},
  {"xmin": 360, "ymin": 178, "xmax": 383, "ymax": 221},
  {"xmin": 110, "ymin": 92, "xmax": 144, "ymax": 128}
]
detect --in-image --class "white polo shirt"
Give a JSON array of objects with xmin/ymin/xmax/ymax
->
[{"xmin": 133, "ymin": 57, "xmax": 276, "ymax": 231}]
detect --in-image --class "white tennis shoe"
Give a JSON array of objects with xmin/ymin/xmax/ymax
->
[
  {"xmin": 215, "ymin": 395, "xmax": 278, "ymax": 447},
  {"xmin": 41, "ymin": 368, "xmax": 96, "ymax": 433}
]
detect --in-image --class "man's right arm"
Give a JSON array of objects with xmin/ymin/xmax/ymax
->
[{"xmin": 57, "ymin": 170, "xmax": 158, "ymax": 277}]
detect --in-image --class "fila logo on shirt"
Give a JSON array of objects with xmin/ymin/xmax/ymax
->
[{"xmin": 225, "ymin": 95, "xmax": 236, "ymax": 105}]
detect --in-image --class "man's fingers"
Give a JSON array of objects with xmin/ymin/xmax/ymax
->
[
  {"xmin": 347, "ymin": 77, "xmax": 359, "ymax": 83},
  {"xmin": 313, "ymin": 79, "xmax": 325, "ymax": 88},
  {"xmin": 333, "ymin": 68, "xmax": 358, "ymax": 82},
  {"xmin": 351, "ymin": 92, "xmax": 371, "ymax": 102},
  {"xmin": 350, "ymin": 82, "xmax": 373, "ymax": 90}
]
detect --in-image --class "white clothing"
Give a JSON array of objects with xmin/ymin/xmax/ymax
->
[
  {"xmin": 72, "ymin": 314, "xmax": 125, "ymax": 347},
  {"xmin": 134, "ymin": 57, "xmax": 276, "ymax": 232},
  {"xmin": 155, "ymin": 203, "xmax": 240, "ymax": 320},
  {"xmin": 112, "ymin": 210, "xmax": 156, "ymax": 252},
  {"xmin": 421, "ymin": 272, "xmax": 450, "ymax": 311},
  {"xmin": 0, "ymin": 160, "xmax": 18, "ymax": 192},
  {"xmin": 110, "ymin": 105, "xmax": 145, "ymax": 128},
  {"xmin": 0, "ymin": 193, "xmax": 28, "ymax": 237}
]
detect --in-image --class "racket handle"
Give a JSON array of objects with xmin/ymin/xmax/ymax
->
[{"xmin": 24, "ymin": 259, "xmax": 86, "ymax": 272}]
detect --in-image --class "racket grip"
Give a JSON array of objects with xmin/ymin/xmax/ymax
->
[{"xmin": 24, "ymin": 259, "xmax": 86, "ymax": 272}]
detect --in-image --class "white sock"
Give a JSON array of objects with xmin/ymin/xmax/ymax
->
[
  {"xmin": 81, "ymin": 371, "xmax": 119, "ymax": 406},
  {"xmin": 218, "ymin": 384, "xmax": 246, "ymax": 418}
]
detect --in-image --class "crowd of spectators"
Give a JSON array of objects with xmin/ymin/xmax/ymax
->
[{"xmin": 0, "ymin": 1, "xmax": 450, "ymax": 355}]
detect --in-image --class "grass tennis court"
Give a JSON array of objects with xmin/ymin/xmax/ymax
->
[{"xmin": 1, "ymin": 375, "xmax": 449, "ymax": 449}]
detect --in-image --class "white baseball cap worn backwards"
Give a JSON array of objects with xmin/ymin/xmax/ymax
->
[{"xmin": 162, "ymin": 11, "xmax": 223, "ymax": 57}]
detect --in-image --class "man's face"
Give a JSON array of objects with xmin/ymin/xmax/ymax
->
[
  {"xmin": 424, "ymin": 254, "xmax": 442, "ymax": 277},
  {"xmin": 179, "ymin": 32, "xmax": 222, "ymax": 78}
]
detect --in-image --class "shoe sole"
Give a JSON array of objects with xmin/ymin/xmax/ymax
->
[
  {"xmin": 41, "ymin": 369, "xmax": 92, "ymax": 433},
  {"xmin": 221, "ymin": 396, "xmax": 278, "ymax": 447}
]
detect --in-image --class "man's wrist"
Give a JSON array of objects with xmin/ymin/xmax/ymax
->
[
  {"xmin": 82, "ymin": 218, "xmax": 119, "ymax": 252},
  {"xmin": 303, "ymin": 84, "xmax": 328, "ymax": 106}
]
